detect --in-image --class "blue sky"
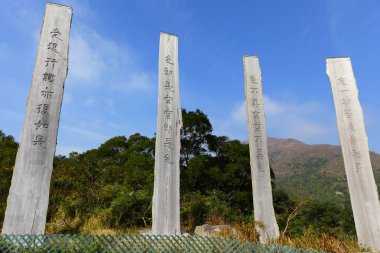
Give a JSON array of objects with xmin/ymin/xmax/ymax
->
[{"xmin": 1, "ymin": 0, "xmax": 380, "ymax": 155}]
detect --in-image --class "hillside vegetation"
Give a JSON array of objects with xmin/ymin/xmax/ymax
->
[
  {"xmin": 267, "ymin": 137, "xmax": 380, "ymax": 204},
  {"xmin": 1, "ymin": 109, "xmax": 379, "ymax": 252}
]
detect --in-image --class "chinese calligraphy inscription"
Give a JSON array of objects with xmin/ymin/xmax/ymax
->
[
  {"xmin": 2, "ymin": 3, "xmax": 72, "ymax": 235},
  {"xmin": 243, "ymin": 56, "xmax": 279, "ymax": 243},
  {"xmin": 326, "ymin": 57, "xmax": 380, "ymax": 251},
  {"xmin": 152, "ymin": 33, "xmax": 182, "ymax": 236}
]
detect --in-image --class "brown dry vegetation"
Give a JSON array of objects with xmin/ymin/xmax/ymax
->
[
  {"xmin": 218, "ymin": 222, "xmax": 369, "ymax": 253},
  {"xmin": 268, "ymin": 137, "xmax": 380, "ymax": 178}
]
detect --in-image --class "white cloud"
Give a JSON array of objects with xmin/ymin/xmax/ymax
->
[
  {"xmin": 69, "ymin": 35, "xmax": 106, "ymax": 82},
  {"xmin": 264, "ymin": 96, "xmax": 322, "ymax": 116},
  {"xmin": 113, "ymin": 72, "xmax": 155, "ymax": 93},
  {"xmin": 264, "ymin": 96, "xmax": 284, "ymax": 115},
  {"xmin": 67, "ymin": 24, "xmax": 155, "ymax": 94},
  {"xmin": 84, "ymin": 96, "xmax": 114, "ymax": 108},
  {"xmin": 215, "ymin": 96, "xmax": 332, "ymax": 144},
  {"xmin": 287, "ymin": 118, "xmax": 327, "ymax": 140},
  {"xmin": 127, "ymin": 72, "xmax": 154, "ymax": 91},
  {"xmin": 61, "ymin": 125, "xmax": 109, "ymax": 142},
  {"xmin": 231, "ymin": 102, "xmax": 246, "ymax": 123}
]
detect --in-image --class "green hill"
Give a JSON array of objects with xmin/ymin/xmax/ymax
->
[{"xmin": 267, "ymin": 137, "xmax": 380, "ymax": 204}]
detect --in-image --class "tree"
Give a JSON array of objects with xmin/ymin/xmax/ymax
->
[
  {"xmin": 0, "ymin": 130, "xmax": 18, "ymax": 228},
  {"xmin": 180, "ymin": 109, "xmax": 215, "ymax": 165}
]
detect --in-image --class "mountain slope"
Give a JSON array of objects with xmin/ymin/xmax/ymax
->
[{"xmin": 266, "ymin": 137, "xmax": 380, "ymax": 203}]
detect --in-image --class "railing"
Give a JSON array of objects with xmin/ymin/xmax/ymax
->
[{"xmin": 0, "ymin": 234, "xmax": 325, "ymax": 252}]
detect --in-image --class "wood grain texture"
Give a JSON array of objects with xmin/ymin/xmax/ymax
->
[
  {"xmin": 152, "ymin": 33, "xmax": 182, "ymax": 235},
  {"xmin": 327, "ymin": 57, "xmax": 380, "ymax": 251},
  {"xmin": 2, "ymin": 3, "xmax": 72, "ymax": 235},
  {"xmin": 243, "ymin": 56, "xmax": 279, "ymax": 242}
]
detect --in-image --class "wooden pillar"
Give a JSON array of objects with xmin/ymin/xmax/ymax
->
[
  {"xmin": 243, "ymin": 56, "xmax": 279, "ymax": 242},
  {"xmin": 2, "ymin": 3, "xmax": 73, "ymax": 234},
  {"xmin": 326, "ymin": 57, "xmax": 380, "ymax": 251},
  {"xmin": 152, "ymin": 32, "xmax": 182, "ymax": 235}
]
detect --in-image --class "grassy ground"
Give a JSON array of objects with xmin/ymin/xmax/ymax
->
[
  {"xmin": 75, "ymin": 225, "xmax": 369, "ymax": 253},
  {"xmin": 218, "ymin": 223, "xmax": 371, "ymax": 253}
]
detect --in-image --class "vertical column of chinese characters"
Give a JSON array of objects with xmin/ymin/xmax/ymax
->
[
  {"xmin": 250, "ymin": 75, "xmax": 264, "ymax": 172},
  {"xmin": 32, "ymin": 28, "xmax": 61, "ymax": 150},
  {"xmin": 163, "ymin": 55, "xmax": 175, "ymax": 166},
  {"xmin": 337, "ymin": 77, "xmax": 361, "ymax": 173}
]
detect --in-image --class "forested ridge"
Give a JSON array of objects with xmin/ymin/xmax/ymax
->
[{"xmin": 0, "ymin": 109, "xmax": 356, "ymax": 238}]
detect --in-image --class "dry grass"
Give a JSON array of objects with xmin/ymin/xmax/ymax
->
[
  {"xmin": 218, "ymin": 222, "xmax": 369, "ymax": 253},
  {"xmin": 45, "ymin": 208, "xmax": 82, "ymax": 233}
]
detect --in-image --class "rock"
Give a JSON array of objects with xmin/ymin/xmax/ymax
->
[
  {"xmin": 194, "ymin": 224, "xmax": 236, "ymax": 236},
  {"xmin": 139, "ymin": 228, "xmax": 152, "ymax": 235}
]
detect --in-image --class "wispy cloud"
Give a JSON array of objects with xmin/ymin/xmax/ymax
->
[
  {"xmin": 215, "ymin": 96, "xmax": 334, "ymax": 144},
  {"xmin": 326, "ymin": 0, "xmax": 380, "ymax": 50},
  {"xmin": 265, "ymin": 97, "xmax": 330, "ymax": 142},
  {"xmin": 84, "ymin": 96, "xmax": 114, "ymax": 108},
  {"xmin": 113, "ymin": 72, "xmax": 155, "ymax": 93},
  {"xmin": 69, "ymin": 34, "xmax": 107, "ymax": 83},
  {"xmin": 60, "ymin": 125, "xmax": 110, "ymax": 142},
  {"xmin": 67, "ymin": 24, "xmax": 155, "ymax": 94}
]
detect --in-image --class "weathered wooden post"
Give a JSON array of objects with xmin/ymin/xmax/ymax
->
[
  {"xmin": 326, "ymin": 57, "xmax": 380, "ymax": 251},
  {"xmin": 243, "ymin": 56, "xmax": 280, "ymax": 242},
  {"xmin": 152, "ymin": 32, "xmax": 182, "ymax": 235},
  {"xmin": 2, "ymin": 3, "xmax": 72, "ymax": 234}
]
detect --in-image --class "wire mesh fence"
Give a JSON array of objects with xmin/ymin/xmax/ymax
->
[{"xmin": 0, "ymin": 234, "xmax": 325, "ymax": 252}]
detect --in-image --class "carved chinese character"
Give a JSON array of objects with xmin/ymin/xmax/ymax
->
[
  {"xmin": 34, "ymin": 120, "xmax": 48, "ymax": 130},
  {"xmin": 254, "ymin": 123, "xmax": 261, "ymax": 133},
  {"xmin": 33, "ymin": 135, "xmax": 46, "ymax": 149},
  {"xmin": 355, "ymin": 163, "xmax": 361, "ymax": 172},
  {"xmin": 250, "ymin": 75, "xmax": 258, "ymax": 84},
  {"xmin": 164, "ymin": 153, "xmax": 174, "ymax": 164},
  {"xmin": 164, "ymin": 123, "xmax": 172, "ymax": 131},
  {"xmin": 340, "ymin": 97, "xmax": 351, "ymax": 106},
  {"xmin": 47, "ymin": 42, "xmax": 58, "ymax": 53},
  {"xmin": 257, "ymin": 160, "xmax": 264, "ymax": 172},
  {"xmin": 164, "ymin": 110, "xmax": 173, "ymax": 119},
  {"xmin": 37, "ymin": 104, "xmax": 48, "ymax": 114},
  {"xmin": 338, "ymin": 77, "xmax": 348, "ymax": 86},
  {"xmin": 43, "ymin": 72, "xmax": 55, "ymax": 83},
  {"xmin": 252, "ymin": 99, "xmax": 259, "ymax": 106},
  {"xmin": 164, "ymin": 80, "xmax": 174, "ymax": 92},
  {"xmin": 165, "ymin": 55, "xmax": 174, "ymax": 65},
  {"xmin": 50, "ymin": 28, "xmax": 62, "ymax": 41},
  {"xmin": 255, "ymin": 137, "xmax": 263, "ymax": 147},
  {"xmin": 339, "ymin": 88, "xmax": 350, "ymax": 94},
  {"xmin": 351, "ymin": 149, "xmax": 361, "ymax": 159},
  {"xmin": 253, "ymin": 111, "xmax": 260, "ymax": 120},
  {"xmin": 256, "ymin": 149, "xmax": 264, "ymax": 159},
  {"xmin": 164, "ymin": 67, "xmax": 173, "ymax": 76},
  {"xmin": 41, "ymin": 91, "xmax": 54, "ymax": 99},
  {"xmin": 250, "ymin": 87, "xmax": 259, "ymax": 94},
  {"xmin": 349, "ymin": 135, "xmax": 357, "ymax": 146},
  {"xmin": 164, "ymin": 94, "xmax": 173, "ymax": 104},
  {"xmin": 344, "ymin": 107, "xmax": 353, "ymax": 119},
  {"xmin": 164, "ymin": 138, "xmax": 174, "ymax": 150},
  {"xmin": 347, "ymin": 122, "xmax": 355, "ymax": 132},
  {"xmin": 45, "ymin": 58, "xmax": 57, "ymax": 69}
]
